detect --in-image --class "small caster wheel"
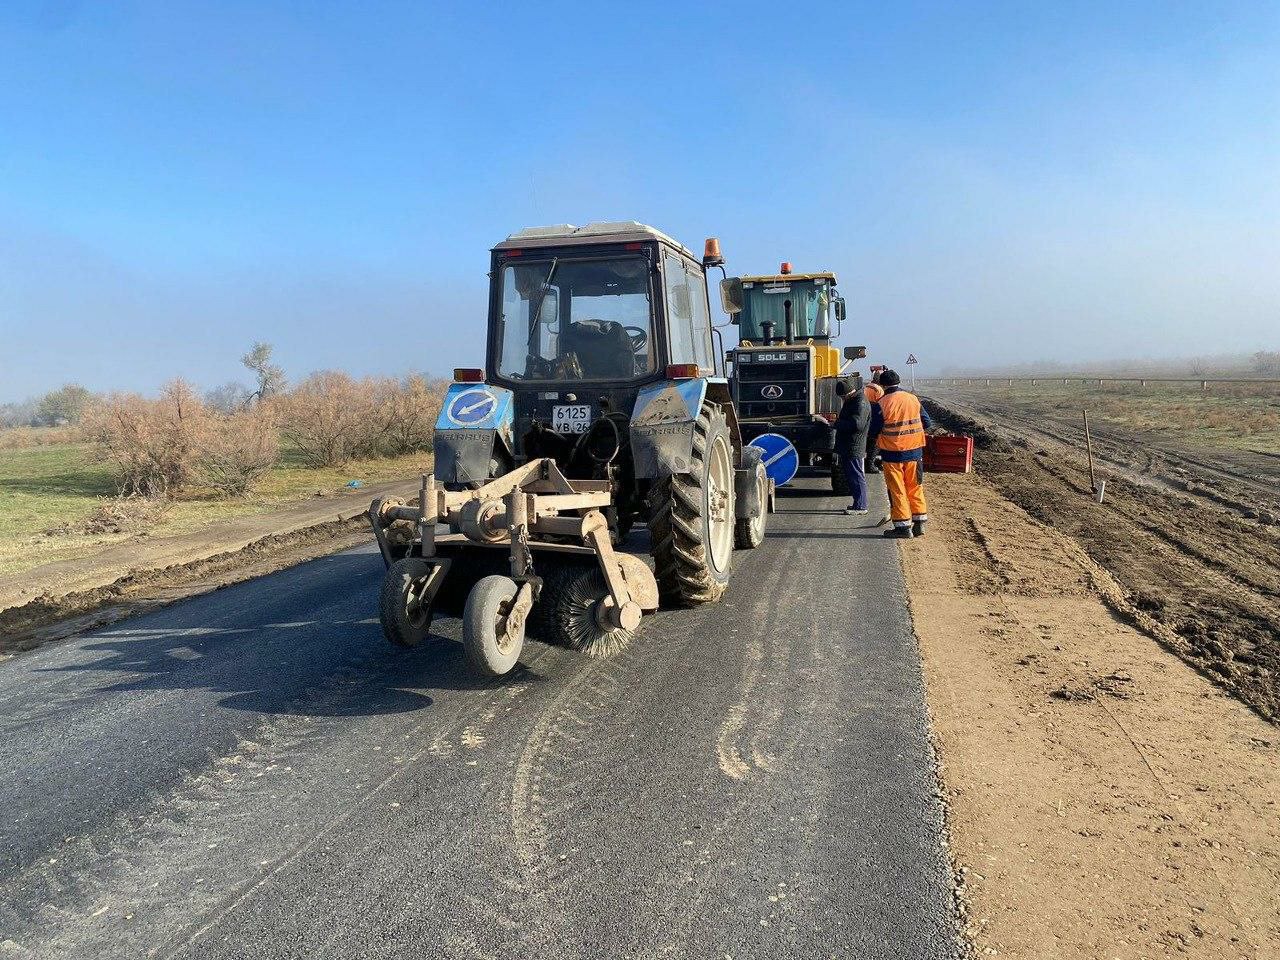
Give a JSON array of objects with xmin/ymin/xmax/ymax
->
[
  {"xmin": 379, "ymin": 557, "xmax": 437, "ymax": 648},
  {"xmin": 463, "ymin": 575, "xmax": 526, "ymax": 676}
]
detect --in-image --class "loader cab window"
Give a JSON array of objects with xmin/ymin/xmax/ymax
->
[
  {"xmin": 496, "ymin": 256, "xmax": 656, "ymax": 382},
  {"xmin": 663, "ymin": 253, "xmax": 714, "ymax": 372},
  {"xmin": 739, "ymin": 279, "xmax": 828, "ymax": 342}
]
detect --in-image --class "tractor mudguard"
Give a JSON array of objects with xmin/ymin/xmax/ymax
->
[
  {"xmin": 433, "ymin": 383, "xmax": 514, "ymax": 485},
  {"xmin": 735, "ymin": 446, "xmax": 765, "ymax": 520},
  {"xmin": 628, "ymin": 378, "xmax": 709, "ymax": 478}
]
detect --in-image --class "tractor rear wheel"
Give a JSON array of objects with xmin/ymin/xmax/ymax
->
[
  {"xmin": 735, "ymin": 452, "xmax": 768, "ymax": 549},
  {"xmin": 647, "ymin": 402, "xmax": 735, "ymax": 606}
]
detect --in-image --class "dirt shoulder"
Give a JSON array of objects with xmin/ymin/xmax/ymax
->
[
  {"xmin": 903, "ymin": 473, "xmax": 1279, "ymax": 959},
  {"xmin": 0, "ymin": 477, "xmax": 418, "ymax": 655}
]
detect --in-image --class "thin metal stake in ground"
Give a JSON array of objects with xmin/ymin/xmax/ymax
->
[{"xmin": 1083, "ymin": 410, "xmax": 1096, "ymax": 494}]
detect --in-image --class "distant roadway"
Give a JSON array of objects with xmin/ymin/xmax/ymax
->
[{"xmin": 0, "ymin": 477, "xmax": 957, "ymax": 960}]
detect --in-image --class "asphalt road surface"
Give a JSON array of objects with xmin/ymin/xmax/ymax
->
[{"xmin": 0, "ymin": 475, "xmax": 958, "ymax": 960}]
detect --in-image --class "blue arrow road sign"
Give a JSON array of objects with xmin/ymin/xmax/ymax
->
[
  {"xmin": 748, "ymin": 433, "xmax": 800, "ymax": 488},
  {"xmin": 447, "ymin": 388, "xmax": 499, "ymax": 426}
]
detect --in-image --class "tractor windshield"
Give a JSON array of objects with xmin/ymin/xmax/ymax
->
[
  {"xmin": 738, "ymin": 279, "xmax": 831, "ymax": 342},
  {"xmin": 496, "ymin": 257, "xmax": 655, "ymax": 382}
]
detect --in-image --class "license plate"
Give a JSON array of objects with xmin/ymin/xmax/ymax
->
[{"xmin": 552, "ymin": 404, "xmax": 592, "ymax": 434}]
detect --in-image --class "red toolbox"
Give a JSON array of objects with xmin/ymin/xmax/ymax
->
[{"xmin": 924, "ymin": 434, "xmax": 974, "ymax": 473}]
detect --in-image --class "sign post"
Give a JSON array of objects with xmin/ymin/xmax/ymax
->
[{"xmin": 906, "ymin": 353, "xmax": 918, "ymax": 392}]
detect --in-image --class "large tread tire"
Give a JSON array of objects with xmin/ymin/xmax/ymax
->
[
  {"xmin": 735, "ymin": 456, "xmax": 768, "ymax": 550},
  {"xmin": 462, "ymin": 575, "xmax": 524, "ymax": 676},
  {"xmin": 830, "ymin": 457, "xmax": 850, "ymax": 495},
  {"xmin": 647, "ymin": 403, "xmax": 735, "ymax": 607},
  {"xmin": 379, "ymin": 557, "xmax": 435, "ymax": 648}
]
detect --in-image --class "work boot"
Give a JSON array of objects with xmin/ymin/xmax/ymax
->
[
  {"xmin": 883, "ymin": 526, "xmax": 913, "ymax": 539},
  {"xmin": 912, "ymin": 519, "xmax": 927, "ymax": 538}
]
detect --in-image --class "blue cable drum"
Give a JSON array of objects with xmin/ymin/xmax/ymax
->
[{"xmin": 747, "ymin": 433, "xmax": 800, "ymax": 488}]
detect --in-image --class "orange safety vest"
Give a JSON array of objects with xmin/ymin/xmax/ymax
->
[
  {"xmin": 864, "ymin": 383, "xmax": 884, "ymax": 403},
  {"xmin": 877, "ymin": 390, "xmax": 926, "ymax": 452}
]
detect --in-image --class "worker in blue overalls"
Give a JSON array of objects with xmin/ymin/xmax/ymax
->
[{"xmin": 834, "ymin": 377, "xmax": 871, "ymax": 515}]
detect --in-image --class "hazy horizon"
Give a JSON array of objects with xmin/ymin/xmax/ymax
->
[{"xmin": 2, "ymin": 2, "xmax": 1278, "ymax": 400}]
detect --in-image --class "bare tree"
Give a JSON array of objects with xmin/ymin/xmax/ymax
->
[
  {"xmin": 241, "ymin": 342, "xmax": 286, "ymax": 404},
  {"xmin": 1252, "ymin": 350, "xmax": 1280, "ymax": 376}
]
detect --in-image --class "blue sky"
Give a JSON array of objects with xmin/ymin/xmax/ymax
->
[{"xmin": 1, "ymin": 1, "xmax": 1277, "ymax": 397}]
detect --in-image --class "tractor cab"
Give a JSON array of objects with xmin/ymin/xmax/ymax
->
[{"xmin": 484, "ymin": 223, "xmax": 719, "ymax": 471}]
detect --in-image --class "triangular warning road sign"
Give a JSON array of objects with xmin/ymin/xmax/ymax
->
[{"xmin": 906, "ymin": 353, "xmax": 918, "ymax": 364}]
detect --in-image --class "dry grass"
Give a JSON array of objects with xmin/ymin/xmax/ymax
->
[{"xmin": 0, "ymin": 425, "xmax": 86, "ymax": 449}]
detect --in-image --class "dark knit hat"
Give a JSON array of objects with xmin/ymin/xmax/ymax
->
[{"xmin": 879, "ymin": 369, "xmax": 901, "ymax": 387}]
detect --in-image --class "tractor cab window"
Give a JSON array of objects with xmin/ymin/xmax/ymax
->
[
  {"xmin": 663, "ymin": 254, "xmax": 714, "ymax": 371},
  {"xmin": 496, "ymin": 257, "xmax": 655, "ymax": 382}
]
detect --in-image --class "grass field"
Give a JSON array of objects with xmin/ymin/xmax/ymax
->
[
  {"xmin": 929, "ymin": 382, "xmax": 1280, "ymax": 454},
  {"xmin": 0, "ymin": 442, "xmax": 430, "ymax": 577}
]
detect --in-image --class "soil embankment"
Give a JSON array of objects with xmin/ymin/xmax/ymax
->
[
  {"xmin": 903, "ymin": 472, "xmax": 1279, "ymax": 959},
  {"xmin": 923, "ymin": 394, "xmax": 1280, "ymax": 721}
]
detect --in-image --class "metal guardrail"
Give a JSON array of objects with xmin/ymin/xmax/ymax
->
[{"xmin": 918, "ymin": 376, "xmax": 1280, "ymax": 390}]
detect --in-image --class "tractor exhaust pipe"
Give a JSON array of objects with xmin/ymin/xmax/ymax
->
[{"xmin": 784, "ymin": 300, "xmax": 795, "ymax": 345}]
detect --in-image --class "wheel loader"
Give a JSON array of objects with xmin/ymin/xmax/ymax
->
[
  {"xmin": 368, "ymin": 222, "xmax": 771, "ymax": 676},
  {"xmin": 724, "ymin": 263, "xmax": 867, "ymax": 493}
]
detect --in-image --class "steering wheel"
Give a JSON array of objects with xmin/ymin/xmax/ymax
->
[{"xmin": 623, "ymin": 325, "xmax": 649, "ymax": 352}]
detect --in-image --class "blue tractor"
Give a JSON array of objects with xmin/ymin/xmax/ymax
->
[{"xmin": 368, "ymin": 223, "xmax": 770, "ymax": 674}]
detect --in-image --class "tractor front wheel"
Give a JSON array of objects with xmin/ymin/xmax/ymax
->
[{"xmin": 647, "ymin": 402, "xmax": 735, "ymax": 606}]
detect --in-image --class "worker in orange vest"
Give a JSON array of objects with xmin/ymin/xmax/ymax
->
[{"xmin": 868, "ymin": 369, "xmax": 932, "ymax": 538}]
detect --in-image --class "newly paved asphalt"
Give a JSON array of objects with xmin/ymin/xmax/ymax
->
[{"xmin": 0, "ymin": 476, "xmax": 958, "ymax": 959}]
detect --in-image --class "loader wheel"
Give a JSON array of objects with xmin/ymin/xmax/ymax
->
[
  {"xmin": 647, "ymin": 402, "xmax": 734, "ymax": 606},
  {"xmin": 462, "ymin": 575, "xmax": 525, "ymax": 676},
  {"xmin": 539, "ymin": 561, "xmax": 635, "ymax": 657},
  {"xmin": 830, "ymin": 457, "xmax": 850, "ymax": 495},
  {"xmin": 379, "ymin": 558, "xmax": 435, "ymax": 648},
  {"xmin": 735, "ymin": 454, "xmax": 768, "ymax": 550}
]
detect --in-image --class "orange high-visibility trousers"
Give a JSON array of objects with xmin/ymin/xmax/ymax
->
[{"xmin": 882, "ymin": 460, "xmax": 928, "ymax": 528}]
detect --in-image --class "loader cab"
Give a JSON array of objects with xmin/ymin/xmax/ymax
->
[{"xmin": 732, "ymin": 270, "xmax": 844, "ymax": 346}]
